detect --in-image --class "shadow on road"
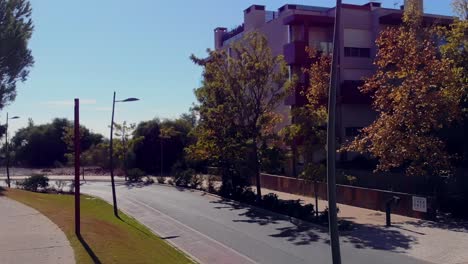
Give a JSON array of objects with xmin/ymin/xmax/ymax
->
[
  {"xmin": 403, "ymin": 218, "xmax": 468, "ymax": 233},
  {"xmin": 341, "ymin": 224, "xmax": 417, "ymax": 252},
  {"xmin": 211, "ymin": 197, "xmax": 418, "ymax": 251},
  {"xmin": 77, "ymin": 234, "xmax": 102, "ymax": 264}
]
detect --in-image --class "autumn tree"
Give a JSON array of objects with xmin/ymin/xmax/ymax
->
[
  {"xmin": 0, "ymin": 0, "xmax": 34, "ymax": 111},
  {"xmin": 344, "ymin": 3, "xmax": 465, "ymax": 177},
  {"xmin": 190, "ymin": 31, "xmax": 292, "ymax": 199}
]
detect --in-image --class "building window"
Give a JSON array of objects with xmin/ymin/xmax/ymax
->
[
  {"xmin": 345, "ymin": 127, "xmax": 362, "ymax": 137},
  {"xmin": 344, "ymin": 47, "xmax": 371, "ymax": 58}
]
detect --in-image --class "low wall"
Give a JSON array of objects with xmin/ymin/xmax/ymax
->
[{"xmin": 255, "ymin": 173, "xmax": 436, "ymax": 219}]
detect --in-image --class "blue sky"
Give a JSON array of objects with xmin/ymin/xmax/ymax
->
[{"xmin": 5, "ymin": 0, "xmax": 453, "ymax": 136}]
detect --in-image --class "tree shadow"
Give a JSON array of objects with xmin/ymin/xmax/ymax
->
[
  {"xmin": 341, "ymin": 223, "xmax": 417, "ymax": 252},
  {"xmin": 210, "ymin": 197, "xmax": 419, "ymax": 250},
  {"xmin": 77, "ymin": 233, "xmax": 102, "ymax": 264},
  {"xmin": 270, "ymin": 224, "xmax": 322, "ymax": 245},
  {"xmin": 124, "ymin": 182, "xmax": 146, "ymax": 189},
  {"xmin": 403, "ymin": 218, "xmax": 468, "ymax": 233}
]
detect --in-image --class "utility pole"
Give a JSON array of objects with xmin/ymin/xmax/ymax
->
[
  {"xmin": 110, "ymin": 91, "xmax": 119, "ymax": 217},
  {"xmin": 5, "ymin": 113, "xmax": 19, "ymax": 188},
  {"xmin": 5, "ymin": 112, "xmax": 10, "ymax": 188},
  {"xmin": 74, "ymin": 99, "xmax": 81, "ymax": 235},
  {"xmin": 326, "ymin": 1, "xmax": 342, "ymax": 263},
  {"xmin": 109, "ymin": 92, "xmax": 139, "ymax": 217}
]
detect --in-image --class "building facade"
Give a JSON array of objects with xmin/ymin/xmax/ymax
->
[{"xmin": 213, "ymin": 1, "xmax": 452, "ymax": 175}]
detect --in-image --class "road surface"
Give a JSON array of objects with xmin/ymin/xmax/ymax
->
[{"xmin": 81, "ymin": 182, "xmax": 432, "ymax": 264}]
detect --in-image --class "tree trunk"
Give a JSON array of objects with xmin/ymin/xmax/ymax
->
[{"xmin": 253, "ymin": 138, "xmax": 262, "ymax": 201}]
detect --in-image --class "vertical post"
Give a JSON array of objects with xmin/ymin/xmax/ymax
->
[
  {"xmin": 326, "ymin": 1, "xmax": 342, "ymax": 264},
  {"xmin": 5, "ymin": 112, "xmax": 10, "ymax": 188},
  {"xmin": 110, "ymin": 91, "xmax": 118, "ymax": 217},
  {"xmin": 74, "ymin": 99, "xmax": 81, "ymax": 235},
  {"xmin": 160, "ymin": 138, "xmax": 163, "ymax": 176},
  {"xmin": 314, "ymin": 180, "xmax": 319, "ymax": 218},
  {"xmin": 386, "ymin": 202, "xmax": 392, "ymax": 227}
]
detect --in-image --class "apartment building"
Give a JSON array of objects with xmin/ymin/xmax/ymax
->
[{"xmin": 213, "ymin": 1, "xmax": 452, "ymax": 174}]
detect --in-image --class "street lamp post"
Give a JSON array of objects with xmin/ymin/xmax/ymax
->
[
  {"xmin": 326, "ymin": 1, "xmax": 342, "ymax": 263},
  {"xmin": 5, "ymin": 113, "xmax": 19, "ymax": 188},
  {"xmin": 109, "ymin": 92, "xmax": 139, "ymax": 217}
]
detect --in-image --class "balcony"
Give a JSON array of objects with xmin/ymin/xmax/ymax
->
[{"xmin": 283, "ymin": 41, "xmax": 308, "ymax": 65}]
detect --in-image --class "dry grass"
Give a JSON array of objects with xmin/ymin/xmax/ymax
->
[{"xmin": 5, "ymin": 188, "xmax": 194, "ymax": 264}]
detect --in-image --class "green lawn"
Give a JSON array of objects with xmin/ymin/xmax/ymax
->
[{"xmin": 4, "ymin": 188, "xmax": 194, "ymax": 264}]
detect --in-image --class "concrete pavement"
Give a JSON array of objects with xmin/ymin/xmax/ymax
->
[
  {"xmin": 0, "ymin": 196, "xmax": 75, "ymax": 264},
  {"xmin": 82, "ymin": 182, "xmax": 433, "ymax": 264}
]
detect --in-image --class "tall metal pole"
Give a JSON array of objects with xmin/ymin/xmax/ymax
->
[
  {"xmin": 5, "ymin": 112, "xmax": 10, "ymax": 188},
  {"xmin": 160, "ymin": 138, "xmax": 163, "ymax": 176},
  {"xmin": 326, "ymin": 1, "xmax": 342, "ymax": 263},
  {"xmin": 74, "ymin": 99, "xmax": 81, "ymax": 235},
  {"xmin": 110, "ymin": 91, "xmax": 119, "ymax": 217}
]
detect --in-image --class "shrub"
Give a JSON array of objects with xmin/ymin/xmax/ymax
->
[
  {"xmin": 69, "ymin": 181, "xmax": 75, "ymax": 193},
  {"xmin": 262, "ymin": 193, "xmax": 279, "ymax": 210},
  {"xmin": 167, "ymin": 178, "xmax": 175, "ymax": 185},
  {"xmin": 145, "ymin": 176, "xmax": 155, "ymax": 185},
  {"xmin": 55, "ymin": 181, "xmax": 66, "ymax": 193},
  {"xmin": 190, "ymin": 174, "xmax": 203, "ymax": 189},
  {"xmin": 175, "ymin": 169, "xmax": 195, "ymax": 187},
  {"xmin": 156, "ymin": 176, "xmax": 165, "ymax": 184},
  {"xmin": 20, "ymin": 174, "xmax": 49, "ymax": 192},
  {"xmin": 239, "ymin": 188, "xmax": 256, "ymax": 204},
  {"xmin": 207, "ymin": 175, "xmax": 216, "ymax": 193},
  {"xmin": 127, "ymin": 168, "xmax": 146, "ymax": 182}
]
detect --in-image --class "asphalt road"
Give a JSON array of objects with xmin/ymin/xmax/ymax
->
[{"xmin": 81, "ymin": 182, "xmax": 432, "ymax": 264}]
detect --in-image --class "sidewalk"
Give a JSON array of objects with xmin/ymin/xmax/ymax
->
[
  {"xmin": 262, "ymin": 187, "xmax": 468, "ymax": 264},
  {"xmin": 0, "ymin": 196, "xmax": 75, "ymax": 264}
]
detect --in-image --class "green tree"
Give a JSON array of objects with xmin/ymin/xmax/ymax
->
[
  {"xmin": 61, "ymin": 125, "xmax": 103, "ymax": 165},
  {"xmin": 0, "ymin": 0, "xmax": 34, "ymax": 110},
  {"xmin": 133, "ymin": 115, "xmax": 194, "ymax": 175},
  {"xmin": 12, "ymin": 118, "xmax": 70, "ymax": 167},
  {"xmin": 112, "ymin": 121, "xmax": 142, "ymax": 178},
  {"xmin": 190, "ymin": 31, "xmax": 292, "ymax": 199}
]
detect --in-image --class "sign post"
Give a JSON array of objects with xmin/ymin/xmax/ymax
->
[{"xmin": 74, "ymin": 99, "xmax": 81, "ymax": 236}]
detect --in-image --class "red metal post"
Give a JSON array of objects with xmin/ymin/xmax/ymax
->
[{"xmin": 74, "ymin": 98, "xmax": 81, "ymax": 235}]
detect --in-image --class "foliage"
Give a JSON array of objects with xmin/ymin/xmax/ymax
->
[
  {"xmin": 11, "ymin": 118, "xmax": 102, "ymax": 167},
  {"xmin": 62, "ymin": 125, "xmax": 104, "ymax": 165},
  {"xmin": 282, "ymin": 47, "xmax": 330, "ymax": 177},
  {"xmin": 81, "ymin": 142, "xmax": 110, "ymax": 168},
  {"xmin": 112, "ymin": 121, "xmax": 142, "ymax": 176},
  {"xmin": 189, "ymin": 174, "xmax": 203, "ymax": 189},
  {"xmin": 126, "ymin": 168, "xmax": 146, "ymax": 182},
  {"xmin": 174, "ymin": 168, "xmax": 195, "ymax": 187},
  {"xmin": 299, "ymin": 162, "xmax": 326, "ymax": 182},
  {"xmin": 156, "ymin": 176, "xmax": 165, "ymax": 184},
  {"xmin": 0, "ymin": 0, "xmax": 34, "ymax": 110},
  {"xmin": 133, "ymin": 114, "xmax": 195, "ymax": 175},
  {"xmin": 259, "ymin": 141, "xmax": 286, "ymax": 175},
  {"xmin": 12, "ymin": 118, "xmax": 71, "ymax": 167},
  {"xmin": 189, "ymin": 31, "xmax": 292, "ymax": 199},
  {"xmin": 343, "ymin": 7, "xmax": 465, "ymax": 177},
  {"xmin": 19, "ymin": 174, "xmax": 49, "ymax": 192}
]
